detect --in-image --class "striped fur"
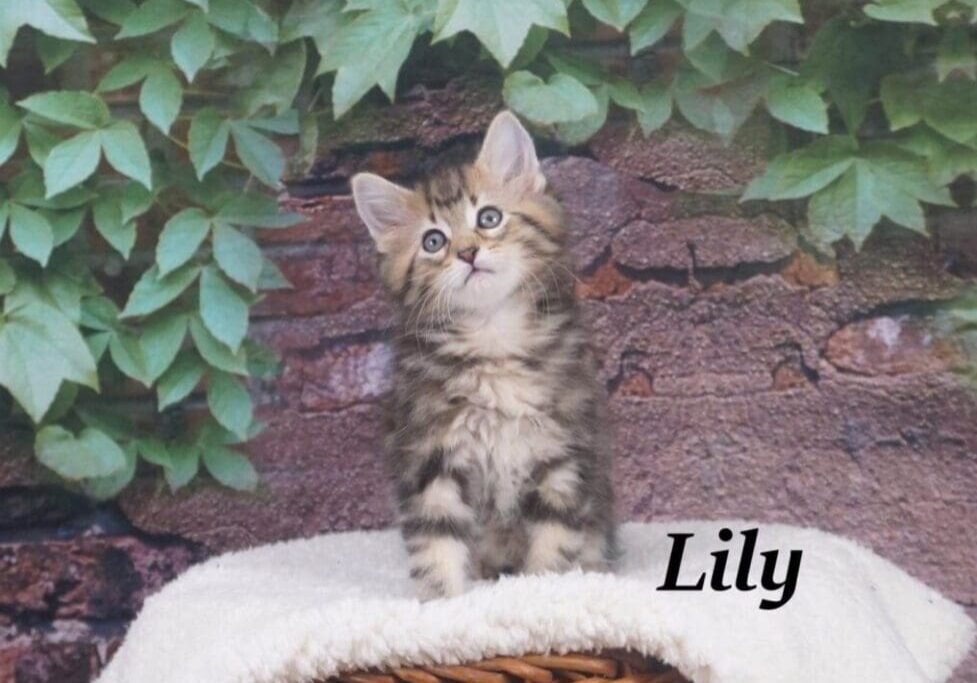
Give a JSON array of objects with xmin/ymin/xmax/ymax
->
[{"xmin": 352, "ymin": 112, "xmax": 616, "ymax": 599}]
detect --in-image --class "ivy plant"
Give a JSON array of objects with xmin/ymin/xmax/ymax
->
[{"xmin": 0, "ymin": 0, "xmax": 974, "ymax": 497}]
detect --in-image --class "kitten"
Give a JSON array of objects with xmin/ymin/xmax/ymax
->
[{"xmin": 351, "ymin": 111, "xmax": 616, "ymax": 599}]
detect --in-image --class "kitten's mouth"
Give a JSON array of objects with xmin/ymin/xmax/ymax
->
[{"xmin": 464, "ymin": 266, "xmax": 493, "ymax": 284}]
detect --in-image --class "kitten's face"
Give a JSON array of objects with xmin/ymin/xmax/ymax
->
[{"xmin": 352, "ymin": 112, "xmax": 565, "ymax": 318}]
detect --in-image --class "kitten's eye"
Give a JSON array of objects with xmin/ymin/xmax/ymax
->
[
  {"xmin": 422, "ymin": 229, "xmax": 447, "ymax": 253},
  {"xmin": 476, "ymin": 206, "xmax": 503, "ymax": 229}
]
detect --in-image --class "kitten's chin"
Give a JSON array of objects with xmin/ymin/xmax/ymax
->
[{"xmin": 451, "ymin": 267, "xmax": 522, "ymax": 314}]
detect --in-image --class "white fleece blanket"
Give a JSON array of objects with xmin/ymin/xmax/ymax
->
[{"xmin": 98, "ymin": 521, "xmax": 974, "ymax": 683}]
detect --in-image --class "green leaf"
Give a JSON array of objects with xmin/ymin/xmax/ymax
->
[
  {"xmin": 137, "ymin": 437, "xmax": 198, "ymax": 491},
  {"xmin": 43, "ymin": 130, "xmax": 101, "ymax": 198},
  {"xmin": 83, "ymin": 442, "xmax": 137, "ymax": 500},
  {"xmin": 0, "ymin": 288, "xmax": 98, "ymax": 421},
  {"xmin": 924, "ymin": 82, "xmax": 977, "ymax": 145},
  {"xmin": 45, "ymin": 381, "xmax": 79, "ymax": 422},
  {"xmin": 503, "ymin": 71, "xmax": 599, "ymax": 125},
  {"xmin": 863, "ymin": 0, "xmax": 940, "ymax": 24},
  {"xmin": 207, "ymin": 370, "xmax": 253, "ymax": 439},
  {"xmin": 157, "ymin": 349, "xmax": 205, "ymax": 409},
  {"xmin": 188, "ymin": 108, "xmax": 230, "ymax": 180},
  {"xmin": 240, "ymin": 41, "xmax": 306, "ymax": 117},
  {"xmin": 805, "ymin": 146, "xmax": 950, "ymax": 250},
  {"xmin": 0, "ymin": 102, "xmax": 22, "ymax": 165},
  {"xmin": 936, "ymin": 27, "xmax": 976, "ymax": 82},
  {"xmin": 18, "ymin": 90, "xmax": 109, "ymax": 129},
  {"xmin": 742, "ymin": 136, "xmax": 856, "ymax": 201},
  {"xmin": 212, "ymin": 224, "xmax": 262, "ymax": 292},
  {"xmin": 247, "ymin": 111, "xmax": 301, "ymax": 135},
  {"xmin": 281, "ymin": 0, "xmax": 344, "ymax": 43},
  {"xmin": 23, "ymin": 121, "xmax": 60, "ymax": 165},
  {"xmin": 217, "ymin": 194, "xmax": 304, "ymax": 228},
  {"xmin": 802, "ymin": 17, "xmax": 904, "ymax": 134},
  {"xmin": 8, "ymin": 204, "xmax": 54, "ymax": 265},
  {"xmin": 556, "ymin": 85, "xmax": 609, "ymax": 145},
  {"xmin": 545, "ymin": 51, "xmax": 607, "ymax": 87},
  {"xmin": 45, "ymin": 207, "xmax": 86, "ymax": 246},
  {"xmin": 880, "ymin": 73, "xmax": 923, "ymax": 131},
  {"xmin": 35, "ymin": 426, "xmax": 126, "ymax": 480},
  {"xmin": 206, "ymin": 0, "xmax": 277, "ymax": 44},
  {"xmin": 189, "ymin": 315, "xmax": 248, "ymax": 374},
  {"xmin": 116, "ymin": 0, "xmax": 189, "ymax": 38},
  {"xmin": 684, "ymin": 32, "xmax": 733, "ymax": 82},
  {"xmin": 157, "ymin": 208, "xmax": 211, "ymax": 276},
  {"xmin": 0, "ymin": 259, "xmax": 15, "ymax": 296},
  {"xmin": 119, "ymin": 182, "xmax": 154, "ymax": 222},
  {"xmin": 120, "ymin": 263, "xmax": 200, "ymax": 318},
  {"xmin": 673, "ymin": 65, "xmax": 766, "ymax": 138},
  {"xmin": 36, "ymin": 34, "xmax": 79, "ymax": 74},
  {"xmin": 100, "ymin": 121, "xmax": 153, "ymax": 189},
  {"xmin": 75, "ymin": 404, "xmax": 134, "ymax": 441},
  {"xmin": 434, "ymin": 0, "xmax": 568, "ymax": 68},
  {"xmin": 136, "ymin": 437, "xmax": 171, "ymax": 467},
  {"xmin": 92, "ymin": 195, "xmax": 136, "ymax": 258},
  {"xmin": 109, "ymin": 329, "xmax": 151, "ymax": 385},
  {"xmin": 632, "ymin": 83, "xmax": 673, "ymax": 135},
  {"xmin": 82, "ymin": 0, "xmax": 138, "ymax": 26},
  {"xmin": 202, "ymin": 443, "xmax": 257, "ymax": 491},
  {"xmin": 318, "ymin": 2, "xmax": 425, "ymax": 116},
  {"xmin": 171, "ymin": 10, "xmax": 214, "ymax": 82},
  {"xmin": 258, "ymin": 258, "xmax": 291, "ymax": 290},
  {"xmin": 765, "ymin": 74, "xmax": 829, "ymax": 134},
  {"xmin": 81, "ymin": 295, "xmax": 119, "ymax": 332},
  {"xmin": 141, "ymin": 309, "xmax": 187, "ymax": 382},
  {"xmin": 199, "ymin": 265, "xmax": 249, "ymax": 352},
  {"xmin": 164, "ymin": 441, "xmax": 199, "ymax": 491},
  {"xmin": 629, "ymin": 0, "xmax": 681, "ymax": 53},
  {"xmin": 881, "ymin": 75, "xmax": 977, "ymax": 144},
  {"xmin": 140, "ymin": 64, "xmax": 182, "ymax": 134},
  {"xmin": 229, "ymin": 122, "xmax": 284, "ymax": 187},
  {"xmin": 582, "ymin": 0, "xmax": 648, "ymax": 30},
  {"xmin": 96, "ymin": 53, "xmax": 153, "ymax": 92},
  {"xmin": 682, "ymin": 0, "xmax": 801, "ymax": 53},
  {"xmin": 0, "ymin": 0, "xmax": 95, "ymax": 67}
]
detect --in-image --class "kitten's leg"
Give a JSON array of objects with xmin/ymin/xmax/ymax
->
[
  {"xmin": 400, "ymin": 454, "xmax": 475, "ymax": 598},
  {"xmin": 521, "ymin": 456, "xmax": 611, "ymax": 573}
]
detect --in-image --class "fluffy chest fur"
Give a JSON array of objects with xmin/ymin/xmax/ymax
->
[{"xmin": 401, "ymin": 304, "xmax": 571, "ymax": 518}]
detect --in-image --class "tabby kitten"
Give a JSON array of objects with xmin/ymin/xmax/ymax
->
[{"xmin": 351, "ymin": 111, "xmax": 615, "ymax": 599}]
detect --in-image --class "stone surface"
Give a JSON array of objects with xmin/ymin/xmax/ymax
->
[
  {"xmin": 589, "ymin": 117, "xmax": 770, "ymax": 191},
  {"xmin": 0, "ymin": 537, "xmax": 197, "ymax": 620}
]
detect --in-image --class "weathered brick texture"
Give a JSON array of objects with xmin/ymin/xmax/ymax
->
[{"xmin": 2, "ymin": 77, "xmax": 975, "ymax": 680}]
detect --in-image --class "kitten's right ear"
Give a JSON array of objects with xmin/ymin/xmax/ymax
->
[{"xmin": 351, "ymin": 172, "xmax": 415, "ymax": 251}]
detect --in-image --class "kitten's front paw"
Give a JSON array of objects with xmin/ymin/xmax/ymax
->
[{"xmin": 408, "ymin": 536, "xmax": 470, "ymax": 600}]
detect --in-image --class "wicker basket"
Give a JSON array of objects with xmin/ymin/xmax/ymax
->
[{"xmin": 326, "ymin": 652, "xmax": 689, "ymax": 683}]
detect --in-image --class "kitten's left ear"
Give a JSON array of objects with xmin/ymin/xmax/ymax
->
[
  {"xmin": 351, "ymin": 172, "xmax": 416, "ymax": 252},
  {"xmin": 476, "ymin": 111, "xmax": 545, "ymax": 193}
]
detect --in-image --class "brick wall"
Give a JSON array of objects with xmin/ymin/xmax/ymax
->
[{"xmin": 2, "ymin": 77, "xmax": 976, "ymax": 681}]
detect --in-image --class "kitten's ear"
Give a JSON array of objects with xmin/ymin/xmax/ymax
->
[
  {"xmin": 351, "ymin": 172, "xmax": 415, "ymax": 251},
  {"xmin": 476, "ymin": 111, "xmax": 545, "ymax": 193}
]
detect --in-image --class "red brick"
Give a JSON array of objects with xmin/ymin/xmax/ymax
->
[
  {"xmin": 825, "ymin": 316, "xmax": 964, "ymax": 376},
  {"xmin": 256, "ymin": 241, "xmax": 382, "ymax": 318}
]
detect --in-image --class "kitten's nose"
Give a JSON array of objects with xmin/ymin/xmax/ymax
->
[{"xmin": 457, "ymin": 246, "xmax": 479, "ymax": 265}]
